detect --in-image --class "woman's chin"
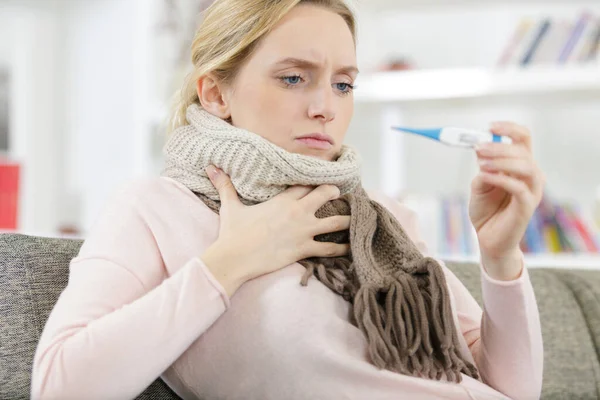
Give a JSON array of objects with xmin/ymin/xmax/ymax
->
[
  {"xmin": 302, "ymin": 151, "xmax": 335, "ymax": 161},
  {"xmin": 289, "ymin": 144, "xmax": 336, "ymax": 161}
]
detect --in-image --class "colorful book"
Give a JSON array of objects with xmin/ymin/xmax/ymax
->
[
  {"xmin": 553, "ymin": 205, "xmax": 578, "ymax": 252},
  {"xmin": 521, "ymin": 19, "xmax": 552, "ymax": 65},
  {"xmin": 0, "ymin": 161, "xmax": 20, "ymax": 230},
  {"xmin": 585, "ymin": 21, "xmax": 600, "ymax": 61},
  {"xmin": 457, "ymin": 198, "xmax": 474, "ymax": 254},
  {"xmin": 537, "ymin": 197, "xmax": 562, "ymax": 252},
  {"xmin": 522, "ymin": 217, "xmax": 535, "ymax": 253},
  {"xmin": 571, "ymin": 17, "xmax": 599, "ymax": 62},
  {"xmin": 447, "ymin": 198, "xmax": 462, "ymax": 254},
  {"xmin": 523, "ymin": 208, "xmax": 545, "ymax": 253},
  {"xmin": 532, "ymin": 19, "xmax": 572, "ymax": 65},
  {"xmin": 554, "ymin": 204, "xmax": 585, "ymax": 252},
  {"xmin": 405, "ymin": 193, "xmax": 600, "ymax": 257},
  {"xmin": 497, "ymin": 19, "xmax": 535, "ymax": 66},
  {"xmin": 509, "ymin": 18, "xmax": 542, "ymax": 65},
  {"xmin": 558, "ymin": 12, "xmax": 593, "ymax": 63},
  {"xmin": 564, "ymin": 204, "xmax": 599, "ymax": 252}
]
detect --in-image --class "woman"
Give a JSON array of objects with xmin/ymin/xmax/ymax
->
[{"xmin": 31, "ymin": 0, "xmax": 544, "ymax": 399}]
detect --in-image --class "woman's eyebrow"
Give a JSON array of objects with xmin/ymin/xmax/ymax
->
[{"xmin": 273, "ymin": 57, "xmax": 359, "ymax": 75}]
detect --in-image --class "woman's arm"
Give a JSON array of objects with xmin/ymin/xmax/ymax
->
[
  {"xmin": 31, "ymin": 181, "xmax": 230, "ymax": 400},
  {"xmin": 369, "ymin": 191, "xmax": 543, "ymax": 399},
  {"xmin": 440, "ymin": 260, "xmax": 543, "ymax": 400}
]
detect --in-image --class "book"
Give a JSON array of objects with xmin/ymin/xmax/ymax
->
[
  {"xmin": 401, "ymin": 193, "xmax": 599, "ymax": 256},
  {"xmin": 554, "ymin": 205, "xmax": 585, "ymax": 252},
  {"xmin": 571, "ymin": 17, "xmax": 599, "ymax": 63},
  {"xmin": 521, "ymin": 18, "xmax": 552, "ymax": 65},
  {"xmin": 537, "ymin": 197, "xmax": 562, "ymax": 252},
  {"xmin": 498, "ymin": 13, "xmax": 599, "ymax": 66},
  {"xmin": 584, "ymin": 20, "xmax": 600, "ymax": 61},
  {"xmin": 564, "ymin": 203, "xmax": 599, "ymax": 252},
  {"xmin": 497, "ymin": 19, "xmax": 535, "ymax": 66},
  {"xmin": 0, "ymin": 161, "xmax": 20, "ymax": 230},
  {"xmin": 523, "ymin": 208, "xmax": 545, "ymax": 253},
  {"xmin": 532, "ymin": 19, "xmax": 572, "ymax": 65},
  {"xmin": 558, "ymin": 12, "xmax": 593, "ymax": 63},
  {"xmin": 508, "ymin": 18, "xmax": 540, "ymax": 66}
]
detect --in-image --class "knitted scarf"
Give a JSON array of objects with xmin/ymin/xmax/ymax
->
[{"xmin": 161, "ymin": 103, "xmax": 479, "ymax": 383}]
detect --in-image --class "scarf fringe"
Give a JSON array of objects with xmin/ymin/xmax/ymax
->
[{"xmin": 300, "ymin": 257, "xmax": 480, "ymax": 383}]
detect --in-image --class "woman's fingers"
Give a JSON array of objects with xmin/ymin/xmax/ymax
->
[
  {"xmin": 277, "ymin": 185, "xmax": 316, "ymax": 200},
  {"xmin": 307, "ymin": 241, "xmax": 350, "ymax": 258},
  {"xmin": 475, "ymin": 142, "xmax": 529, "ymax": 159},
  {"xmin": 490, "ymin": 121, "xmax": 532, "ymax": 149},
  {"xmin": 312, "ymin": 215, "xmax": 351, "ymax": 236},
  {"xmin": 478, "ymin": 158, "xmax": 535, "ymax": 183},
  {"xmin": 477, "ymin": 171, "xmax": 532, "ymax": 205},
  {"xmin": 300, "ymin": 184, "xmax": 341, "ymax": 212},
  {"xmin": 205, "ymin": 165, "xmax": 241, "ymax": 206},
  {"xmin": 476, "ymin": 143, "xmax": 545, "ymax": 195}
]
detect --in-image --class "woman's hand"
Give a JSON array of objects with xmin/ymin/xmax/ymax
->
[
  {"xmin": 469, "ymin": 122, "xmax": 545, "ymax": 280},
  {"xmin": 200, "ymin": 165, "xmax": 351, "ymax": 296}
]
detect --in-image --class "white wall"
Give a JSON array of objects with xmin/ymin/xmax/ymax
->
[
  {"xmin": 62, "ymin": 0, "xmax": 151, "ymax": 232},
  {"xmin": 0, "ymin": 0, "xmax": 155, "ymax": 235},
  {"xmin": 345, "ymin": 1, "xmax": 600, "ymax": 211},
  {"xmin": 0, "ymin": 1, "xmax": 65, "ymax": 233},
  {"xmin": 353, "ymin": 2, "xmax": 599, "ymax": 71}
]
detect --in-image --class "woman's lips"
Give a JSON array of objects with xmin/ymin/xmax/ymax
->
[{"xmin": 296, "ymin": 137, "xmax": 333, "ymax": 150}]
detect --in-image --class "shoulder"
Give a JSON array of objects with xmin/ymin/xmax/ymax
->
[
  {"xmin": 366, "ymin": 189, "xmax": 428, "ymax": 254},
  {"xmin": 101, "ymin": 176, "xmax": 205, "ymax": 216},
  {"xmin": 366, "ymin": 189, "xmax": 418, "ymax": 229},
  {"xmin": 109, "ymin": 176, "xmax": 198, "ymax": 204},
  {"xmin": 86, "ymin": 176, "xmax": 213, "ymax": 238},
  {"xmin": 81, "ymin": 176, "xmax": 213, "ymax": 259}
]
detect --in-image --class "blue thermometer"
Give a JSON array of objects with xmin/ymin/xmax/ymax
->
[{"xmin": 392, "ymin": 126, "xmax": 512, "ymax": 148}]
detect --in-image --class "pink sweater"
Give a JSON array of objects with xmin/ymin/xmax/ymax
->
[{"xmin": 31, "ymin": 176, "xmax": 543, "ymax": 400}]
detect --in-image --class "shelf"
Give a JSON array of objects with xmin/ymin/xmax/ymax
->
[
  {"xmin": 354, "ymin": 64, "xmax": 600, "ymax": 103},
  {"xmin": 356, "ymin": 0, "xmax": 600, "ymax": 11},
  {"xmin": 439, "ymin": 253, "xmax": 600, "ymax": 270}
]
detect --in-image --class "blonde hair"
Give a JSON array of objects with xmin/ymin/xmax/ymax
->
[{"xmin": 167, "ymin": 0, "xmax": 357, "ymax": 134}]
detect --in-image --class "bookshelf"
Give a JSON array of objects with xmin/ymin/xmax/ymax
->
[
  {"xmin": 345, "ymin": 0, "xmax": 600, "ymax": 268},
  {"xmin": 357, "ymin": 0, "xmax": 600, "ymax": 11}
]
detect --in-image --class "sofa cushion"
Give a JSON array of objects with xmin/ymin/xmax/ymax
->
[
  {"xmin": 448, "ymin": 261, "xmax": 600, "ymax": 399},
  {"xmin": 3, "ymin": 232, "xmax": 600, "ymax": 399},
  {"xmin": 0, "ymin": 233, "xmax": 179, "ymax": 399}
]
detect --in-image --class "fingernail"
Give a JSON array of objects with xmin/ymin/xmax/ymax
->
[
  {"xmin": 491, "ymin": 122, "xmax": 505, "ymax": 131},
  {"xmin": 476, "ymin": 143, "xmax": 491, "ymax": 152},
  {"xmin": 478, "ymin": 159, "xmax": 489, "ymax": 167},
  {"xmin": 205, "ymin": 165, "xmax": 219, "ymax": 180}
]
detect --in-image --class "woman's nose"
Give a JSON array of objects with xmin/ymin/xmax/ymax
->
[{"xmin": 307, "ymin": 85, "xmax": 336, "ymax": 122}]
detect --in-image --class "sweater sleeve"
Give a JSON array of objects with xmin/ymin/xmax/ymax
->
[
  {"xmin": 30, "ymin": 181, "xmax": 230, "ymax": 400},
  {"xmin": 368, "ymin": 191, "xmax": 544, "ymax": 400},
  {"xmin": 441, "ymin": 261, "xmax": 543, "ymax": 400}
]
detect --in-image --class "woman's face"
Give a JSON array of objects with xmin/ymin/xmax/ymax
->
[{"xmin": 213, "ymin": 5, "xmax": 358, "ymax": 161}]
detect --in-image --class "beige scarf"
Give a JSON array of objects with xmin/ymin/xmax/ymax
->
[{"xmin": 161, "ymin": 103, "xmax": 479, "ymax": 383}]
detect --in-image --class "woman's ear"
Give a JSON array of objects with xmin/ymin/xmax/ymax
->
[{"xmin": 197, "ymin": 74, "xmax": 231, "ymax": 119}]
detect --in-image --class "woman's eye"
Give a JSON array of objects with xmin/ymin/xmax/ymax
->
[
  {"xmin": 335, "ymin": 82, "xmax": 355, "ymax": 94},
  {"xmin": 281, "ymin": 75, "xmax": 303, "ymax": 85}
]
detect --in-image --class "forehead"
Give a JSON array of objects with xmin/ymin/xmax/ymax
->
[{"xmin": 253, "ymin": 4, "xmax": 356, "ymax": 66}]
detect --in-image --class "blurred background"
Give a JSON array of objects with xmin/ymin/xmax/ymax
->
[{"xmin": 0, "ymin": 0, "xmax": 599, "ymax": 268}]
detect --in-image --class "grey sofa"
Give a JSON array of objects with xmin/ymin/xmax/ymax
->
[{"xmin": 1, "ymin": 233, "xmax": 600, "ymax": 399}]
